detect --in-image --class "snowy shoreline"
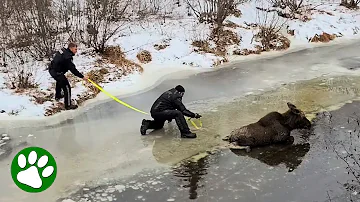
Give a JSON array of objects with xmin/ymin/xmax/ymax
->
[
  {"xmin": 0, "ymin": 36, "xmax": 359, "ymax": 130},
  {"xmin": 1, "ymin": 0, "xmax": 360, "ymax": 122}
]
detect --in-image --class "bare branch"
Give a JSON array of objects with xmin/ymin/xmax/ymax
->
[
  {"xmin": 81, "ymin": 0, "xmax": 131, "ymax": 53},
  {"xmin": 185, "ymin": 0, "xmax": 247, "ymax": 26}
]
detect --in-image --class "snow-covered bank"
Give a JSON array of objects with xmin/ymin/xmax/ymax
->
[{"xmin": 1, "ymin": 0, "xmax": 360, "ymax": 119}]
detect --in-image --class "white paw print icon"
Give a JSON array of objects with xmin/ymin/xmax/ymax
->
[{"xmin": 16, "ymin": 150, "xmax": 55, "ymax": 189}]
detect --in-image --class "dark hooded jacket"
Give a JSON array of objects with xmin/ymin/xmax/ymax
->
[
  {"xmin": 49, "ymin": 48, "xmax": 84, "ymax": 78},
  {"xmin": 150, "ymin": 88, "xmax": 196, "ymax": 118}
]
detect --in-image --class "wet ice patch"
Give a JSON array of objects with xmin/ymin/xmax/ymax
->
[
  {"xmin": 115, "ymin": 185, "xmax": 126, "ymax": 193},
  {"xmin": 244, "ymin": 183, "xmax": 260, "ymax": 190},
  {"xmin": 106, "ymin": 187, "xmax": 116, "ymax": 193},
  {"xmin": 1, "ymin": 134, "xmax": 10, "ymax": 141}
]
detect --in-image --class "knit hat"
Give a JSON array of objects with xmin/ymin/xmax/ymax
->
[{"xmin": 175, "ymin": 85, "xmax": 185, "ymax": 93}]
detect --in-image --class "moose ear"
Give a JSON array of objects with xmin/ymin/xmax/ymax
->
[
  {"xmin": 291, "ymin": 108, "xmax": 301, "ymax": 115},
  {"xmin": 287, "ymin": 102, "xmax": 297, "ymax": 109}
]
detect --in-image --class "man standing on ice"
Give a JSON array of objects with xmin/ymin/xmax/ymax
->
[
  {"xmin": 140, "ymin": 85, "xmax": 202, "ymax": 138},
  {"xmin": 48, "ymin": 42, "xmax": 88, "ymax": 110}
]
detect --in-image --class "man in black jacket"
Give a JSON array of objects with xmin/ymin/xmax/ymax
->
[
  {"xmin": 48, "ymin": 42, "xmax": 88, "ymax": 110},
  {"xmin": 140, "ymin": 85, "xmax": 202, "ymax": 138}
]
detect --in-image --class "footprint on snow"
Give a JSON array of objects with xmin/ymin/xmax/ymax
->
[{"xmin": 17, "ymin": 150, "xmax": 54, "ymax": 189}]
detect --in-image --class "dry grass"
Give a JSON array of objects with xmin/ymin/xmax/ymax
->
[
  {"xmin": 310, "ymin": 32, "xmax": 337, "ymax": 43},
  {"xmin": 33, "ymin": 91, "xmax": 53, "ymax": 105},
  {"xmin": 233, "ymin": 46, "xmax": 262, "ymax": 56},
  {"xmin": 255, "ymin": 26, "xmax": 291, "ymax": 52},
  {"xmin": 192, "ymin": 40, "xmax": 215, "ymax": 54},
  {"xmin": 233, "ymin": 33, "xmax": 289, "ymax": 56},
  {"xmin": 192, "ymin": 27, "xmax": 240, "ymax": 59},
  {"xmin": 210, "ymin": 27, "xmax": 240, "ymax": 56},
  {"xmin": 224, "ymin": 20, "xmax": 240, "ymax": 29},
  {"xmin": 154, "ymin": 44, "xmax": 169, "ymax": 50},
  {"xmin": 45, "ymin": 103, "xmax": 64, "ymax": 116},
  {"xmin": 136, "ymin": 50, "xmax": 152, "ymax": 63},
  {"xmin": 5, "ymin": 70, "xmax": 39, "ymax": 90},
  {"xmin": 232, "ymin": 8, "xmax": 242, "ymax": 18},
  {"xmin": 275, "ymin": 36, "xmax": 291, "ymax": 50},
  {"xmin": 154, "ymin": 40, "xmax": 170, "ymax": 50},
  {"xmin": 102, "ymin": 46, "xmax": 143, "ymax": 73},
  {"xmin": 84, "ymin": 68, "xmax": 109, "ymax": 94},
  {"xmin": 74, "ymin": 91, "xmax": 97, "ymax": 106}
]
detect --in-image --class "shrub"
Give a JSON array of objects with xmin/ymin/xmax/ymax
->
[{"xmin": 136, "ymin": 50, "xmax": 152, "ymax": 63}]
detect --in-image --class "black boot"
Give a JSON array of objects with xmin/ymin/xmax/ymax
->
[
  {"xmin": 174, "ymin": 115, "xmax": 195, "ymax": 138},
  {"xmin": 55, "ymin": 94, "xmax": 64, "ymax": 101},
  {"xmin": 181, "ymin": 132, "xmax": 197, "ymax": 138},
  {"xmin": 140, "ymin": 119, "xmax": 150, "ymax": 135}
]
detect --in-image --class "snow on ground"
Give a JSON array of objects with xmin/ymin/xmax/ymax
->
[
  {"xmin": 1, "ymin": 0, "xmax": 360, "ymax": 118},
  {"xmin": 288, "ymin": 2, "xmax": 360, "ymax": 41},
  {"xmin": 107, "ymin": 18, "xmax": 223, "ymax": 68}
]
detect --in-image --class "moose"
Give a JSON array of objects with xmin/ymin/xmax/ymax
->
[{"xmin": 222, "ymin": 102, "xmax": 311, "ymax": 152}]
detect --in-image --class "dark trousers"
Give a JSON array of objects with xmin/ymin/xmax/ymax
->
[
  {"xmin": 49, "ymin": 69, "xmax": 72, "ymax": 108},
  {"xmin": 148, "ymin": 110, "xmax": 191, "ymax": 133}
]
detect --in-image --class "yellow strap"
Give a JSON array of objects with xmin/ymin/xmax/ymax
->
[
  {"xmin": 87, "ymin": 78, "xmax": 202, "ymax": 129},
  {"xmin": 189, "ymin": 118, "xmax": 202, "ymax": 130},
  {"xmin": 87, "ymin": 79, "xmax": 148, "ymax": 115}
]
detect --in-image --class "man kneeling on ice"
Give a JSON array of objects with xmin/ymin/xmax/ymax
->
[{"xmin": 140, "ymin": 85, "xmax": 202, "ymax": 138}]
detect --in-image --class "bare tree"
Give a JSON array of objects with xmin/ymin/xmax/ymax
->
[
  {"xmin": 0, "ymin": 0, "xmax": 12, "ymax": 67},
  {"xmin": 7, "ymin": 0, "xmax": 60, "ymax": 60},
  {"xmin": 255, "ymin": 5, "xmax": 288, "ymax": 51},
  {"xmin": 53, "ymin": 0, "xmax": 84, "ymax": 42},
  {"xmin": 81, "ymin": 0, "xmax": 131, "ymax": 53},
  {"xmin": 286, "ymin": 0, "xmax": 304, "ymax": 13},
  {"xmin": 131, "ymin": 0, "xmax": 168, "ymax": 17},
  {"xmin": 186, "ymin": 0, "xmax": 246, "ymax": 27},
  {"xmin": 216, "ymin": 0, "xmax": 240, "ymax": 27},
  {"xmin": 4, "ymin": 49, "xmax": 38, "ymax": 89}
]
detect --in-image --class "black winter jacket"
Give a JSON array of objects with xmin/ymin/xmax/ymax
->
[
  {"xmin": 150, "ymin": 88, "xmax": 196, "ymax": 118},
  {"xmin": 49, "ymin": 48, "xmax": 84, "ymax": 78}
]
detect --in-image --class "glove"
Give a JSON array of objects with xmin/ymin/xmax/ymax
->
[{"xmin": 194, "ymin": 113, "xmax": 202, "ymax": 119}]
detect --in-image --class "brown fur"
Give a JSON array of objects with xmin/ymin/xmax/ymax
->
[{"xmin": 223, "ymin": 102, "xmax": 311, "ymax": 150}]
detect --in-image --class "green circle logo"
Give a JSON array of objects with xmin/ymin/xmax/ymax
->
[{"xmin": 11, "ymin": 147, "xmax": 57, "ymax": 193}]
